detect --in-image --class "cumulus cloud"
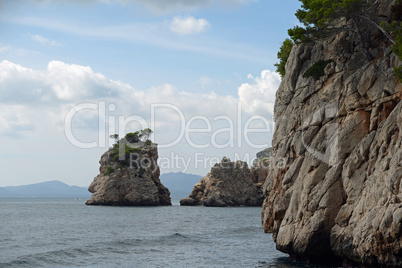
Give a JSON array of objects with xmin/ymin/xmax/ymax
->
[
  {"xmin": 46, "ymin": 61, "xmax": 131, "ymax": 100},
  {"xmin": 0, "ymin": 59, "xmax": 280, "ymax": 185},
  {"xmin": 0, "ymin": 60, "xmax": 131, "ymax": 104},
  {"xmin": 0, "ymin": 60, "xmax": 50, "ymax": 105},
  {"xmin": 238, "ymin": 70, "xmax": 281, "ymax": 116},
  {"xmin": 0, "ymin": 106, "xmax": 35, "ymax": 137},
  {"xmin": 0, "ymin": 59, "xmax": 279, "ymax": 150},
  {"xmin": 0, "ymin": 59, "xmax": 279, "ymax": 119},
  {"xmin": 169, "ymin": 16, "xmax": 210, "ymax": 35}
]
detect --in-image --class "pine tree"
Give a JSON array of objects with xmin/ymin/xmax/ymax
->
[{"xmin": 276, "ymin": 0, "xmax": 402, "ymax": 78}]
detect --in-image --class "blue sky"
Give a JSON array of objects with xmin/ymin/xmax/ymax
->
[{"xmin": 0, "ymin": 0, "xmax": 301, "ymax": 187}]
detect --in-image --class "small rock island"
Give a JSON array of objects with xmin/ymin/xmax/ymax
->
[
  {"xmin": 180, "ymin": 157, "xmax": 265, "ymax": 207},
  {"xmin": 86, "ymin": 131, "xmax": 171, "ymax": 206}
]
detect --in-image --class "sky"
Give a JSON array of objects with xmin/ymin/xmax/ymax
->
[{"xmin": 0, "ymin": 0, "xmax": 302, "ymax": 187}]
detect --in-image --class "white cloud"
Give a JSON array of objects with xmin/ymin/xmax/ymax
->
[
  {"xmin": 30, "ymin": 34, "xmax": 59, "ymax": 46},
  {"xmin": 0, "ymin": 60, "xmax": 50, "ymax": 104},
  {"xmin": 0, "ymin": 60, "xmax": 280, "ymax": 131},
  {"xmin": 169, "ymin": 16, "xmax": 210, "ymax": 35},
  {"xmin": 238, "ymin": 70, "xmax": 281, "ymax": 116},
  {"xmin": 0, "ymin": 60, "xmax": 132, "ymax": 104},
  {"xmin": 46, "ymin": 61, "xmax": 131, "ymax": 100},
  {"xmin": 0, "ymin": 106, "xmax": 35, "ymax": 137},
  {"xmin": 0, "ymin": 60, "xmax": 279, "ymax": 185}
]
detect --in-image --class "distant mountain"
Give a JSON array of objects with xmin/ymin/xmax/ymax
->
[
  {"xmin": 0, "ymin": 180, "xmax": 91, "ymax": 199},
  {"xmin": 160, "ymin": 172, "xmax": 202, "ymax": 198},
  {"xmin": 0, "ymin": 174, "xmax": 203, "ymax": 199}
]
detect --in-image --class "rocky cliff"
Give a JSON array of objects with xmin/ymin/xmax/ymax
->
[
  {"xmin": 180, "ymin": 157, "xmax": 264, "ymax": 207},
  {"xmin": 86, "ymin": 140, "xmax": 171, "ymax": 206},
  {"xmin": 262, "ymin": 0, "xmax": 402, "ymax": 266},
  {"xmin": 251, "ymin": 148, "xmax": 272, "ymax": 185}
]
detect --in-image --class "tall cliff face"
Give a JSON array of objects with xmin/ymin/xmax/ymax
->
[
  {"xmin": 262, "ymin": 0, "xmax": 402, "ymax": 266},
  {"xmin": 86, "ymin": 142, "xmax": 171, "ymax": 206}
]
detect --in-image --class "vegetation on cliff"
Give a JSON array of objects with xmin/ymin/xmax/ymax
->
[
  {"xmin": 87, "ymin": 128, "xmax": 171, "ymax": 206},
  {"xmin": 267, "ymin": 0, "xmax": 402, "ymax": 266},
  {"xmin": 275, "ymin": 38, "xmax": 294, "ymax": 77},
  {"xmin": 275, "ymin": 0, "xmax": 402, "ymax": 78},
  {"xmin": 110, "ymin": 129, "xmax": 154, "ymax": 166},
  {"xmin": 303, "ymin": 59, "xmax": 334, "ymax": 80}
]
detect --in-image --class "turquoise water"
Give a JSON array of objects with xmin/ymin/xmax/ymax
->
[{"xmin": 0, "ymin": 199, "xmax": 300, "ymax": 267}]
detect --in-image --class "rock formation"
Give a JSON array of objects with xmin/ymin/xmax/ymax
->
[
  {"xmin": 86, "ymin": 139, "xmax": 171, "ymax": 206},
  {"xmin": 251, "ymin": 148, "xmax": 272, "ymax": 185},
  {"xmin": 262, "ymin": 1, "xmax": 402, "ymax": 266},
  {"xmin": 253, "ymin": 148, "xmax": 273, "ymax": 165},
  {"xmin": 180, "ymin": 157, "xmax": 264, "ymax": 207}
]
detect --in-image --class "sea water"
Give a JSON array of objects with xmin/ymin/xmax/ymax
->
[{"xmin": 0, "ymin": 199, "xmax": 306, "ymax": 267}]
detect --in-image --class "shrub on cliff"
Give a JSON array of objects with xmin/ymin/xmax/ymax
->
[
  {"xmin": 277, "ymin": 0, "xmax": 402, "ymax": 78},
  {"xmin": 289, "ymin": 0, "xmax": 395, "ymax": 48},
  {"xmin": 125, "ymin": 132, "xmax": 140, "ymax": 143},
  {"xmin": 139, "ymin": 128, "xmax": 153, "ymax": 142},
  {"xmin": 112, "ymin": 142, "xmax": 142, "ymax": 164},
  {"xmin": 105, "ymin": 166, "xmax": 115, "ymax": 175},
  {"xmin": 381, "ymin": 19, "xmax": 402, "ymax": 81},
  {"xmin": 110, "ymin": 129, "xmax": 154, "ymax": 165},
  {"xmin": 303, "ymin": 59, "xmax": 334, "ymax": 80},
  {"xmin": 275, "ymin": 38, "xmax": 294, "ymax": 77}
]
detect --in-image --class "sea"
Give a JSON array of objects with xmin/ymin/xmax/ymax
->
[{"xmin": 0, "ymin": 199, "xmax": 314, "ymax": 268}]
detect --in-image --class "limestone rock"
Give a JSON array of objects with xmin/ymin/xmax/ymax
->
[
  {"xmin": 180, "ymin": 157, "xmax": 263, "ymax": 207},
  {"xmin": 253, "ymin": 148, "xmax": 273, "ymax": 164},
  {"xmin": 86, "ymin": 140, "xmax": 171, "ymax": 206},
  {"xmin": 251, "ymin": 148, "xmax": 272, "ymax": 184},
  {"xmin": 261, "ymin": 0, "xmax": 402, "ymax": 266}
]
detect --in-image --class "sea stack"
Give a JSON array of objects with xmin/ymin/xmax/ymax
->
[
  {"xmin": 86, "ymin": 134, "xmax": 171, "ymax": 206},
  {"xmin": 262, "ymin": 0, "xmax": 402, "ymax": 266},
  {"xmin": 180, "ymin": 157, "xmax": 264, "ymax": 207}
]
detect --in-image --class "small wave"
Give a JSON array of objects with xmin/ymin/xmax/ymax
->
[
  {"xmin": 143, "ymin": 232, "xmax": 190, "ymax": 246},
  {"xmin": 0, "ymin": 247, "xmax": 89, "ymax": 268},
  {"xmin": 218, "ymin": 226, "xmax": 263, "ymax": 236},
  {"xmin": 170, "ymin": 232, "xmax": 187, "ymax": 238},
  {"xmin": 112, "ymin": 238, "xmax": 143, "ymax": 247}
]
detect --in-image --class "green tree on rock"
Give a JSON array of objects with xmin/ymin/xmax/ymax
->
[
  {"xmin": 125, "ymin": 131, "xmax": 140, "ymax": 143},
  {"xmin": 139, "ymin": 128, "xmax": 153, "ymax": 142},
  {"xmin": 289, "ymin": 0, "xmax": 395, "ymax": 60},
  {"xmin": 275, "ymin": 38, "xmax": 294, "ymax": 77},
  {"xmin": 276, "ymin": 0, "xmax": 401, "ymax": 78}
]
